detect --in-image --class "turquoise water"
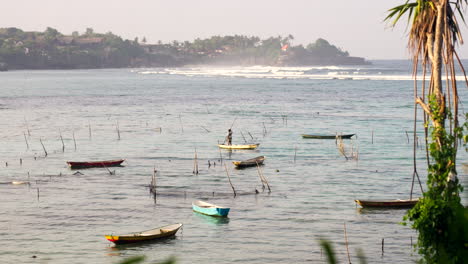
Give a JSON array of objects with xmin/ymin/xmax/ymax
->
[{"xmin": 0, "ymin": 61, "xmax": 467, "ymax": 263}]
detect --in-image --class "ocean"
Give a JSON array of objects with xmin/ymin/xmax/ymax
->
[{"xmin": 1, "ymin": 60, "xmax": 467, "ymax": 263}]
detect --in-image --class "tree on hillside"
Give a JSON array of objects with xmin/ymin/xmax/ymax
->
[{"xmin": 386, "ymin": 0, "xmax": 468, "ymax": 263}]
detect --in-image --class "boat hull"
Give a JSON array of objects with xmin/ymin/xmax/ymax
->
[
  {"xmin": 302, "ymin": 134, "xmax": 355, "ymax": 139},
  {"xmin": 105, "ymin": 223, "xmax": 182, "ymax": 245},
  {"xmin": 232, "ymin": 156, "xmax": 265, "ymax": 168},
  {"xmin": 192, "ymin": 201, "xmax": 230, "ymax": 217},
  {"xmin": 217, "ymin": 144, "xmax": 259, "ymax": 149},
  {"xmin": 355, "ymin": 199, "xmax": 419, "ymax": 208},
  {"xmin": 67, "ymin": 159, "xmax": 124, "ymax": 169}
]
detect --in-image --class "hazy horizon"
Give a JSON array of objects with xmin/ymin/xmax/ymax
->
[{"xmin": 2, "ymin": 0, "xmax": 468, "ymax": 60}]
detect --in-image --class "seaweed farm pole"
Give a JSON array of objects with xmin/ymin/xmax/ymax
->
[
  {"xmin": 59, "ymin": 129, "xmax": 65, "ymax": 152},
  {"xmin": 72, "ymin": 131, "xmax": 77, "ymax": 151},
  {"xmin": 178, "ymin": 114, "xmax": 184, "ymax": 133},
  {"xmin": 23, "ymin": 132, "xmax": 29, "ymax": 149},
  {"xmin": 224, "ymin": 164, "xmax": 237, "ymax": 197},
  {"xmin": 344, "ymin": 222, "xmax": 351, "ymax": 264},
  {"xmin": 39, "ymin": 138, "xmax": 48, "ymax": 157},
  {"xmin": 25, "ymin": 118, "xmax": 31, "ymax": 136},
  {"xmin": 371, "ymin": 130, "xmax": 374, "ymax": 144},
  {"xmin": 256, "ymin": 161, "xmax": 271, "ymax": 192},
  {"xmin": 116, "ymin": 121, "xmax": 121, "ymax": 140},
  {"xmin": 193, "ymin": 148, "xmax": 199, "ymax": 174},
  {"xmin": 150, "ymin": 166, "xmax": 157, "ymax": 197},
  {"xmin": 88, "ymin": 121, "xmax": 92, "ymax": 140},
  {"xmin": 218, "ymin": 145, "xmax": 223, "ymax": 165},
  {"xmin": 294, "ymin": 146, "xmax": 297, "ymax": 163},
  {"xmin": 240, "ymin": 131, "xmax": 248, "ymax": 143},
  {"xmin": 256, "ymin": 162, "xmax": 266, "ymax": 190}
]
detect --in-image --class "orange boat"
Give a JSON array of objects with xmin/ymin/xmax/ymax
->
[{"xmin": 66, "ymin": 159, "xmax": 124, "ymax": 169}]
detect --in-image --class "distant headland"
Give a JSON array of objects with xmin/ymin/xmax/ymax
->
[{"xmin": 0, "ymin": 27, "xmax": 370, "ymax": 71}]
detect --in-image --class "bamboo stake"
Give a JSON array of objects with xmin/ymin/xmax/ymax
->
[
  {"xmin": 72, "ymin": 131, "xmax": 77, "ymax": 151},
  {"xmin": 218, "ymin": 145, "xmax": 223, "ymax": 165},
  {"xmin": 116, "ymin": 121, "xmax": 121, "ymax": 140},
  {"xmin": 344, "ymin": 223, "xmax": 351, "ymax": 264},
  {"xmin": 294, "ymin": 146, "xmax": 297, "ymax": 163},
  {"xmin": 224, "ymin": 164, "xmax": 236, "ymax": 197},
  {"xmin": 59, "ymin": 130, "xmax": 65, "ymax": 152},
  {"xmin": 247, "ymin": 131, "xmax": 254, "ymax": 140},
  {"xmin": 178, "ymin": 114, "xmax": 184, "ymax": 133},
  {"xmin": 39, "ymin": 138, "xmax": 48, "ymax": 157},
  {"xmin": 193, "ymin": 148, "xmax": 199, "ymax": 174},
  {"xmin": 20, "ymin": 158, "xmax": 22, "ymax": 166},
  {"xmin": 37, "ymin": 188, "xmax": 40, "ymax": 201},
  {"xmin": 240, "ymin": 131, "xmax": 248, "ymax": 143},
  {"xmin": 23, "ymin": 132, "xmax": 29, "ymax": 149},
  {"xmin": 256, "ymin": 161, "xmax": 271, "ymax": 192},
  {"xmin": 405, "ymin": 131, "xmax": 410, "ymax": 144},
  {"xmin": 371, "ymin": 130, "xmax": 374, "ymax": 144},
  {"xmin": 382, "ymin": 238, "xmax": 385, "ymax": 255},
  {"xmin": 25, "ymin": 118, "xmax": 31, "ymax": 136},
  {"xmin": 256, "ymin": 162, "xmax": 266, "ymax": 190},
  {"xmin": 88, "ymin": 121, "xmax": 92, "ymax": 140}
]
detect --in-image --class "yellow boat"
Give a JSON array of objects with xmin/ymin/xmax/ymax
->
[
  {"xmin": 232, "ymin": 156, "xmax": 265, "ymax": 167},
  {"xmin": 217, "ymin": 144, "xmax": 259, "ymax": 150},
  {"xmin": 105, "ymin": 223, "xmax": 182, "ymax": 244}
]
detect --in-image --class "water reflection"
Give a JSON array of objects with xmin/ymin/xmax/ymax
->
[
  {"xmin": 193, "ymin": 211, "xmax": 230, "ymax": 225},
  {"xmin": 107, "ymin": 236, "xmax": 178, "ymax": 252}
]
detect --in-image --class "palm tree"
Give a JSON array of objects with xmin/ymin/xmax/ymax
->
[{"xmin": 386, "ymin": 1, "xmax": 468, "ymax": 262}]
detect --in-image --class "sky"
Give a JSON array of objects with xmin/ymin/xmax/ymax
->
[{"xmin": 2, "ymin": 0, "xmax": 468, "ymax": 60}]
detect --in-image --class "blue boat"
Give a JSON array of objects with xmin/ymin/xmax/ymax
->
[{"xmin": 192, "ymin": 200, "xmax": 230, "ymax": 217}]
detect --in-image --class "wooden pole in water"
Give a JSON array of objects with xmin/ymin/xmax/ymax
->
[
  {"xmin": 116, "ymin": 121, "xmax": 121, "ymax": 140},
  {"xmin": 371, "ymin": 130, "xmax": 374, "ymax": 144},
  {"xmin": 193, "ymin": 148, "xmax": 199, "ymax": 174},
  {"xmin": 405, "ymin": 131, "xmax": 410, "ymax": 144},
  {"xmin": 72, "ymin": 131, "xmax": 77, "ymax": 151},
  {"xmin": 344, "ymin": 223, "xmax": 351, "ymax": 264},
  {"xmin": 39, "ymin": 138, "xmax": 48, "ymax": 157},
  {"xmin": 240, "ymin": 131, "xmax": 248, "ymax": 143},
  {"xmin": 382, "ymin": 238, "xmax": 384, "ymax": 255},
  {"xmin": 256, "ymin": 161, "xmax": 271, "ymax": 192},
  {"xmin": 256, "ymin": 161, "xmax": 266, "ymax": 190},
  {"xmin": 59, "ymin": 129, "xmax": 65, "ymax": 152},
  {"xmin": 218, "ymin": 145, "xmax": 223, "ymax": 165},
  {"xmin": 294, "ymin": 146, "xmax": 297, "ymax": 163},
  {"xmin": 25, "ymin": 118, "xmax": 31, "ymax": 136},
  {"xmin": 224, "ymin": 164, "xmax": 236, "ymax": 197},
  {"xmin": 88, "ymin": 121, "xmax": 92, "ymax": 140},
  {"xmin": 178, "ymin": 114, "xmax": 184, "ymax": 133},
  {"xmin": 23, "ymin": 132, "xmax": 29, "ymax": 149}
]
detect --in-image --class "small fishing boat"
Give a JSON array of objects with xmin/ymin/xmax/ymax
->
[
  {"xmin": 192, "ymin": 200, "xmax": 230, "ymax": 217},
  {"xmin": 302, "ymin": 134, "xmax": 355, "ymax": 139},
  {"xmin": 66, "ymin": 159, "xmax": 125, "ymax": 169},
  {"xmin": 217, "ymin": 144, "xmax": 259, "ymax": 150},
  {"xmin": 355, "ymin": 198, "xmax": 419, "ymax": 208},
  {"xmin": 232, "ymin": 156, "xmax": 265, "ymax": 168},
  {"xmin": 105, "ymin": 223, "xmax": 183, "ymax": 245}
]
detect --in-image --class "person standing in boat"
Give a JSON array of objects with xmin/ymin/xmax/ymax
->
[{"xmin": 226, "ymin": 129, "xmax": 233, "ymax": 145}]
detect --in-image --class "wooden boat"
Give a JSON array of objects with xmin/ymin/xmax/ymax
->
[
  {"xmin": 192, "ymin": 200, "xmax": 230, "ymax": 217},
  {"xmin": 355, "ymin": 198, "xmax": 419, "ymax": 208},
  {"xmin": 105, "ymin": 223, "xmax": 183, "ymax": 245},
  {"xmin": 302, "ymin": 134, "xmax": 355, "ymax": 139},
  {"xmin": 232, "ymin": 156, "xmax": 265, "ymax": 168},
  {"xmin": 217, "ymin": 144, "xmax": 259, "ymax": 149},
  {"xmin": 66, "ymin": 159, "xmax": 124, "ymax": 169}
]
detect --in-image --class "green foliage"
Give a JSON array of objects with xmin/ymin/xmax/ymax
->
[
  {"xmin": 319, "ymin": 239, "xmax": 337, "ymax": 264},
  {"xmin": 404, "ymin": 96, "xmax": 468, "ymax": 263}
]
